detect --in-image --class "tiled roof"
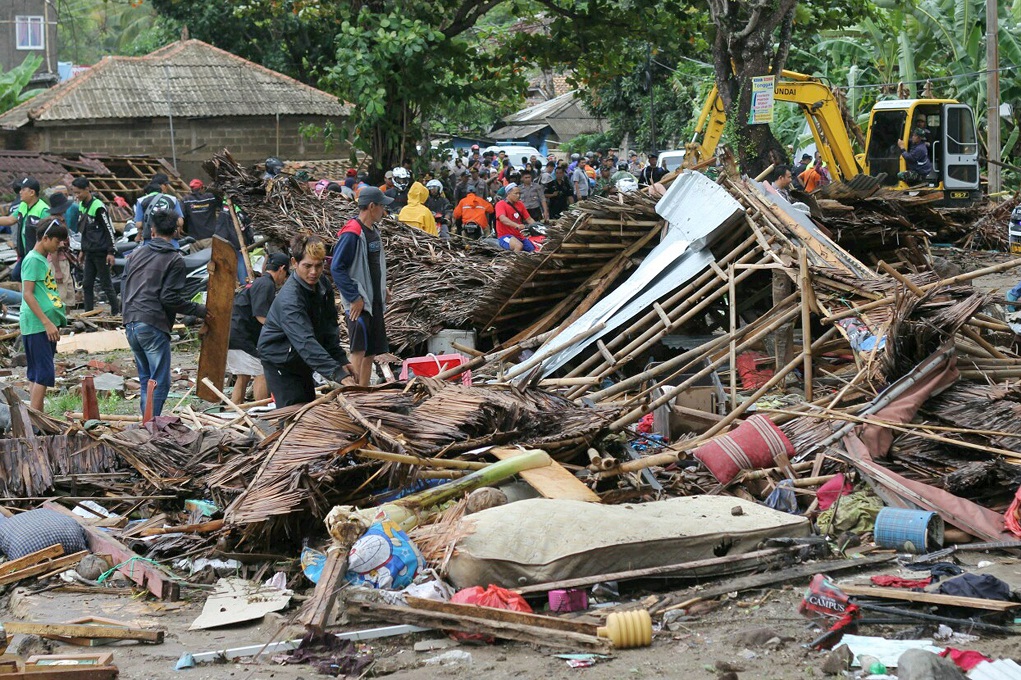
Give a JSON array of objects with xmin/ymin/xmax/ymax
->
[{"xmin": 0, "ymin": 40, "xmax": 349, "ymax": 131}]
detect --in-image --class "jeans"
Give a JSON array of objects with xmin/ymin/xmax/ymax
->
[
  {"xmin": 236, "ymin": 250, "xmax": 248, "ymax": 285},
  {"xmin": 126, "ymin": 321, "xmax": 172, "ymax": 416},
  {"xmin": 82, "ymin": 251, "xmax": 119, "ymax": 314}
]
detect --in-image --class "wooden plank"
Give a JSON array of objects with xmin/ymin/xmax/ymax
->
[
  {"xmin": 5, "ymin": 622, "xmax": 163, "ymax": 643},
  {"xmin": 196, "ymin": 236, "xmax": 237, "ymax": 402},
  {"xmin": 839, "ymin": 584, "xmax": 1020, "ymax": 611},
  {"xmin": 405, "ymin": 596, "xmax": 596, "ymax": 635},
  {"xmin": 298, "ymin": 547, "xmax": 347, "ymax": 633},
  {"xmin": 490, "ymin": 447, "xmax": 599, "ymax": 503},
  {"xmin": 56, "ymin": 330, "xmax": 130, "ymax": 354},
  {"xmin": 0, "ymin": 552, "xmax": 87, "ymax": 586},
  {"xmin": 0, "ymin": 545, "xmax": 63, "ymax": 577},
  {"xmin": 352, "ymin": 600, "xmax": 611, "ymax": 652},
  {"xmin": 41, "ymin": 502, "xmax": 178, "ymax": 601},
  {"xmin": 3, "ymin": 668, "xmax": 119, "ymax": 680}
]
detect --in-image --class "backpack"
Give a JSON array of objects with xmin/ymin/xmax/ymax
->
[{"xmin": 140, "ymin": 193, "xmax": 176, "ymax": 239}]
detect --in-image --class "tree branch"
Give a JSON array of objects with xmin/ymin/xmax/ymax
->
[
  {"xmin": 443, "ymin": 0, "xmax": 506, "ymax": 38},
  {"xmin": 771, "ymin": 8, "xmax": 795, "ymax": 74}
]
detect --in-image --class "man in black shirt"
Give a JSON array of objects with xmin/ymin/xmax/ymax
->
[
  {"xmin": 545, "ymin": 165, "xmax": 575, "ymax": 219},
  {"xmin": 227, "ymin": 253, "xmax": 290, "ymax": 402},
  {"xmin": 181, "ymin": 179, "xmax": 221, "ymax": 249},
  {"xmin": 639, "ymin": 152, "xmax": 666, "ymax": 186}
]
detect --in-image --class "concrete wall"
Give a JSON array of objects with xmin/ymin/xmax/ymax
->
[
  {"xmin": 1, "ymin": 0, "xmax": 59, "ymax": 80},
  {"xmin": 3, "ymin": 114, "xmax": 350, "ymax": 180}
]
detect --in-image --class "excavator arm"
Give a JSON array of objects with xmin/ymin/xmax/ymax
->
[{"xmin": 691, "ymin": 71, "xmax": 864, "ymax": 182}]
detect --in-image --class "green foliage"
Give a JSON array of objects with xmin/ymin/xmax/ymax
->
[
  {"xmin": 0, "ymin": 55, "xmax": 45, "ymax": 114},
  {"xmin": 561, "ymin": 131, "xmax": 618, "ymax": 155},
  {"xmin": 57, "ymin": 0, "xmax": 172, "ymax": 63}
]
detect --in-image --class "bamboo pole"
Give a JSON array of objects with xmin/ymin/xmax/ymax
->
[
  {"xmin": 67, "ymin": 412, "xmax": 142, "ymax": 422},
  {"xmin": 728, "ymin": 263, "xmax": 737, "ymax": 410},
  {"xmin": 502, "ymin": 323, "xmax": 607, "ymax": 381},
  {"xmin": 822, "ymin": 257, "xmax": 1021, "ymax": 324},
  {"xmin": 355, "ymin": 449, "xmax": 488, "ymax": 471},
  {"xmin": 800, "ymin": 248, "xmax": 814, "ymax": 401},
  {"xmin": 224, "ymin": 197, "xmax": 254, "ymax": 283},
  {"xmin": 201, "ymin": 377, "xmax": 268, "ymax": 439}
]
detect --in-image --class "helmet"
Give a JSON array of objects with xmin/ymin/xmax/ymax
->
[
  {"xmin": 392, "ymin": 167, "xmax": 411, "ymax": 191},
  {"xmin": 571, "ymin": 153, "xmax": 580, "ymax": 161},
  {"xmin": 426, "ymin": 179, "xmax": 443, "ymax": 193},
  {"xmin": 471, "ymin": 144, "xmax": 480, "ymax": 151},
  {"xmin": 265, "ymin": 157, "xmax": 284, "ymax": 176},
  {"xmin": 616, "ymin": 177, "xmax": 639, "ymax": 194}
]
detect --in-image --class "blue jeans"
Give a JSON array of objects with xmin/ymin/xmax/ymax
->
[
  {"xmin": 126, "ymin": 321, "xmax": 171, "ymax": 417},
  {"xmin": 236, "ymin": 250, "xmax": 247, "ymax": 285}
]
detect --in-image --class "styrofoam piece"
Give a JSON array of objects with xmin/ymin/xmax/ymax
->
[{"xmin": 189, "ymin": 625, "xmax": 432, "ymax": 663}]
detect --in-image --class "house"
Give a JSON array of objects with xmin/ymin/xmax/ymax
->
[
  {"xmin": 1, "ymin": 1, "xmax": 59, "ymax": 86},
  {"xmin": 0, "ymin": 40, "xmax": 350, "ymax": 180},
  {"xmin": 489, "ymin": 91, "xmax": 604, "ymax": 155}
]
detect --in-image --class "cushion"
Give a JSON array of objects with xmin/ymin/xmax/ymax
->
[
  {"xmin": 0, "ymin": 508, "xmax": 88, "ymax": 560},
  {"xmin": 693, "ymin": 414, "xmax": 794, "ymax": 485}
]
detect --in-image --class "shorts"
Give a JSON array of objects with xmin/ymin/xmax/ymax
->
[
  {"xmin": 498, "ymin": 235, "xmax": 536, "ymax": 253},
  {"xmin": 347, "ymin": 309, "xmax": 388, "ymax": 355},
  {"xmin": 23, "ymin": 331, "xmax": 56, "ymax": 387},
  {"xmin": 226, "ymin": 349, "xmax": 263, "ymax": 377}
]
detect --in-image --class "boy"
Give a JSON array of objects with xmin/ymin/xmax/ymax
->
[{"xmin": 20, "ymin": 218, "xmax": 68, "ymax": 411}]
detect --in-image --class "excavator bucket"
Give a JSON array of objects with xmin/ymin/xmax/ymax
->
[{"xmin": 814, "ymin": 173, "xmax": 885, "ymax": 201}]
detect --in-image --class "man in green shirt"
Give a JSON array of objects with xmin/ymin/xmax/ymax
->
[
  {"xmin": 19, "ymin": 217, "xmax": 68, "ymax": 411},
  {"xmin": 0, "ymin": 177, "xmax": 50, "ymax": 282}
]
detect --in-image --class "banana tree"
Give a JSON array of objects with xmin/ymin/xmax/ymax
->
[{"xmin": 0, "ymin": 55, "xmax": 44, "ymax": 115}]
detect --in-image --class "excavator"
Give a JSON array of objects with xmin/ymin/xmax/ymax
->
[{"xmin": 690, "ymin": 70, "xmax": 982, "ymax": 205}]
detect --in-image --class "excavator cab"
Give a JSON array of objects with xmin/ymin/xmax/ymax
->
[{"xmin": 864, "ymin": 100, "xmax": 980, "ymax": 205}]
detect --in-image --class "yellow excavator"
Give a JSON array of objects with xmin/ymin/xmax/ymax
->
[{"xmin": 691, "ymin": 70, "xmax": 981, "ymax": 205}]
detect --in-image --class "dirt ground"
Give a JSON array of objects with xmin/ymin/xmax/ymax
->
[
  {"xmin": 2, "ymin": 246, "xmax": 1021, "ymax": 677},
  {"xmin": 3, "ymin": 552, "xmax": 1018, "ymax": 679}
]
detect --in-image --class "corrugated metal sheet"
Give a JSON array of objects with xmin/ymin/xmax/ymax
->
[
  {"xmin": 490, "ymin": 123, "xmax": 549, "ymax": 140},
  {"xmin": 504, "ymin": 91, "xmax": 578, "ymax": 124},
  {"xmin": 0, "ymin": 40, "xmax": 348, "ymax": 131},
  {"xmin": 656, "ymin": 170, "xmax": 744, "ymax": 250},
  {"xmin": 969, "ymin": 659, "xmax": 1021, "ymax": 679}
]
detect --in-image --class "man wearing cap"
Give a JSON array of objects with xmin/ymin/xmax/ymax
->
[
  {"xmin": 132, "ymin": 174, "xmax": 184, "ymax": 242},
  {"xmin": 495, "ymin": 183, "xmax": 540, "ymax": 253},
  {"xmin": 181, "ymin": 179, "xmax": 220, "ymax": 249},
  {"xmin": 897, "ymin": 128, "xmax": 933, "ymax": 185},
  {"xmin": 331, "ymin": 186, "xmax": 392, "ymax": 386},
  {"xmin": 71, "ymin": 177, "xmax": 119, "ymax": 315},
  {"xmin": 639, "ymin": 153, "xmax": 666, "ymax": 186},
  {"xmin": 628, "ymin": 151, "xmax": 642, "ymax": 175},
  {"xmin": 0, "ymin": 178, "xmax": 50, "ymax": 281},
  {"xmin": 792, "ymin": 153, "xmax": 812, "ymax": 189},
  {"xmin": 343, "ymin": 168, "xmax": 358, "ymax": 189},
  {"xmin": 382, "ymin": 170, "xmax": 395, "ymax": 193},
  {"xmin": 227, "ymin": 253, "xmax": 290, "ymax": 402}
]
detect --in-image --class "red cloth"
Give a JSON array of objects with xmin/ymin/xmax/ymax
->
[
  {"xmin": 817, "ymin": 473, "xmax": 853, "ymax": 511},
  {"xmin": 939, "ymin": 648, "xmax": 991, "ymax": 672},
  {"xmin": 1006, "ymin": 484, "xmax": 1021, "ymax": 537},
  {"xmin": 449, "ymin": 585, "xmax": 533, "ymax": 643},
  {"xmin": 694, "ymin": 414, "xmax": 795, "ymax": 484},
  {"xmin": 495, "ymin": 199, "xmax": 531, "ymax": 240},
  {"xmin": 637, "ymin": 412, "xmax": 655, "ymax": 434},
  {"xmin": 735, "ymin": 352, "xmax": 774, "ymax": 389},
  {"xmin": 870, "ymin": 575, "xmax": 931, "ymax": 588}
]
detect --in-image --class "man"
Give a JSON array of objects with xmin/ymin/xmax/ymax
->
[
  {"xmin": 397, "ymin": 181, "xmax": 438, "ymax": 236},
  {"xmin": 228, "ymin": 253, "xmax": 290, "ymax": 402},
  {"xmin": 546, "ymin": 165, "xmax": 575, "ymax": 220},
  {"xmin": 466, "ymin": 167, "xmax": 488, "ymax": 201},
  {"xmin": 572, "ymin": 157, "xmax": 592, "ymax": 201},
  {"xmin": 453, "ymin": 183, "xmax": 494, "ymax": 238},
  {"xmin": 639, "ymin": 152, "xmax": 666, "ymax": 186},
  {"xmin": 628, "ymin": 151, "xmax": 642, "ymax": 175},
  {"xmin": 384, "ymin": 167, "xmax": 412, "ymax": 211},
  {"xmin": 0, "ymin": 177, "xmax": 50, "ymax": 281},
  {"xmin": 540, "ymin": 160, "xmax": 556, "ymax": 186},
  {"xmin": 495, "ymin": 183, "xmax": 539, "ymax": 253},
  {"xmin": 452, "ymin": 169, "xmax": 471, "ymax": 205},
  {"xmin": 897, "ymin": 128, "xmax": 933, "ymax": 185},
  {"xmin": 214, "ymin": 203, "xmax": 255, "ymax": 285},
  {"xmin": 799, "ymin": 160, "xmax": 827, "ymax": 192},
  {"xmin": 180, "ymin": 179, "xmax": 220, "ymax": 249},
  {"xmin": 768, "ymin": 165, "xmax": 794, "ymax": 202},
  {"xmin": 260, "ymin": 235, "xmax": 354, "ymax": 405},
  {"xmin": 424, "ymin": 179, "xmax": 452, "ymax": 238},
  {"xmin": 45, "ymin": 192, "xmax": 76, "ymax": 304},
  {"xmin": 71, "ymin": 178, "xmax": 119, "ymax": 315},
  {"xmin": 122, "ymin": 209, "xmax": 206, "ymax": 417},
  {"xmin": 343, "ymin": 169, "xmax": 358, "ymax": 189},
  {"xmin": 518, "ymin": 171, "xmax": 549, "ymax": 222},
  {"xmin": 382, "ymin": 170, "xmax": 395, "ymax": 193},
  {"xmin": 132, "ymin": 174, "xmax": 183, "ymax": 242},
  {"xmin": 594, "ymin": 165, "xmax": 616, "ymax": 197},
  {"xmin": 331, "ymin": 187, "xmax": 392, "ymax": 387},
  {"xmin": 20, "ymin": 218, "xmax": 67, "ymax": 411},
  {"xmin": 792, "ymin": 153, "xmax": 812, "ymax": 189}
]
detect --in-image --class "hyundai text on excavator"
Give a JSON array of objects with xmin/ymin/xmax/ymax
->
[{"xmin": 691, "ymin": 70, "xmax": 982, "ymax": 205}]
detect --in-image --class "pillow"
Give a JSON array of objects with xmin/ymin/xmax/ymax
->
[
  {"xmin": 693, "ymin": 414, "xmax": 794, "ymax": 485},
  {"xmin": 0, "ymin": 508, "xmax": 88, "ymax": 560}
]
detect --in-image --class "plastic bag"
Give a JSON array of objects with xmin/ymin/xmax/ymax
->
[
  {"xmin": 448, "ymin": 585, "xmax": 533, "ymax": 642},
  {"xmin": 798, "ymin": 574, "xmax": 850, "ymax": 622},
  {"xmin": 345, "ymin": 519, "xmax": 425, "ymax": 590}
]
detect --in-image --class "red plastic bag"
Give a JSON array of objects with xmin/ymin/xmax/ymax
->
[
  {"xmin": 1006, "ymin": 485, "xmax": 1021, "ymax": 537},
  {"xmin": 816, "ymin": 473, "xmax": 852, "ymax": 511},
  {"xmin": 448, "ymin": 585, "xmax": 533, "ymax": 643},
  {"xmin": 798, "ymin": 574, "xmax": 850, "ymax": 622}
]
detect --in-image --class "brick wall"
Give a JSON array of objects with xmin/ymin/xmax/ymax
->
[{"xmin": 3, "ymin": 115, "xmax": 350, "ymax": 179}]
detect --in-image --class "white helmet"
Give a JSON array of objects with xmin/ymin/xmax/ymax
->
[
  {"xmin": 426, "ymin": 179, "xmax": 443, "ymax": 193},
  {"xmin": 616, "ymin": 176, "xmax": 639, "ymax": 194},
  {"xmin": 392, "ymin": 167, "xmax": 411, "ymax": 191}
]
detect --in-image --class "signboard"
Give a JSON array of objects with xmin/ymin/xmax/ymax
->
[{"xmin": 750, "ymin": 76, "xmax": 776, "ymax": 125}]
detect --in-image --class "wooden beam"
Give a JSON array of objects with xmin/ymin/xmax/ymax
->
[
  {"xmin": 840, "ymin": 584, "xmax": 1021, "ymax": 611},
  {"xmin": 196, "ymin": 236, "xmax": 238, "ymax": 403},
  {"xmin": 490, "ymin": 447, "xmax": 599, "ymax": 502},
  {"xmin": 405, "ymin": 597, "xmax": 596, "ymax": 635},
  {"xmin": 4, "ymin": 621, "xmax": 164, "ymax": 643},
  {"xmin": 0, "ymin": 551, "xmax": 86, "ymax": 586},
  {"xmin": 0, "ymin": 545, "xmax": 63, "ymax": 577}
]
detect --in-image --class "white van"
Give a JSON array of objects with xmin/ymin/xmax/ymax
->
[
  {"xmin": 657, "ymin": 149, "xmax": 686, "ymax": 172},
  {"xmin": 482, "ymin": 145, "xmax": 545, "ymax": 167}
]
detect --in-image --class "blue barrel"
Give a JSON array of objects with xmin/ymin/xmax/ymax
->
[{"xmin": 874, "ymin": 507, "xmax": 944, "ymax": 553}]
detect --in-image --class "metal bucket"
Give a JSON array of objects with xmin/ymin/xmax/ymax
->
[{"xmin": 874, "ymin": 507, "xmax": 944, "ymax": 553}]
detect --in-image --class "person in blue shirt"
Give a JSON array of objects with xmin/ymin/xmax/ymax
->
[
  {"xmin": 897, "ymin": 129, "xmax": 933, "ymax": 185},
  {"xmin": 130, "ymin": 174, "xmax": 184, "ymax": 242}
]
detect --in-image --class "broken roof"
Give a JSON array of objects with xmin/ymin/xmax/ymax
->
[
  {"xmin": 490, "ymin": 90, "xmax": 603, "ymax": 141},
  {"xmin": 0, "ymin": 40, "xmax": 349, "ymax": 131}
]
